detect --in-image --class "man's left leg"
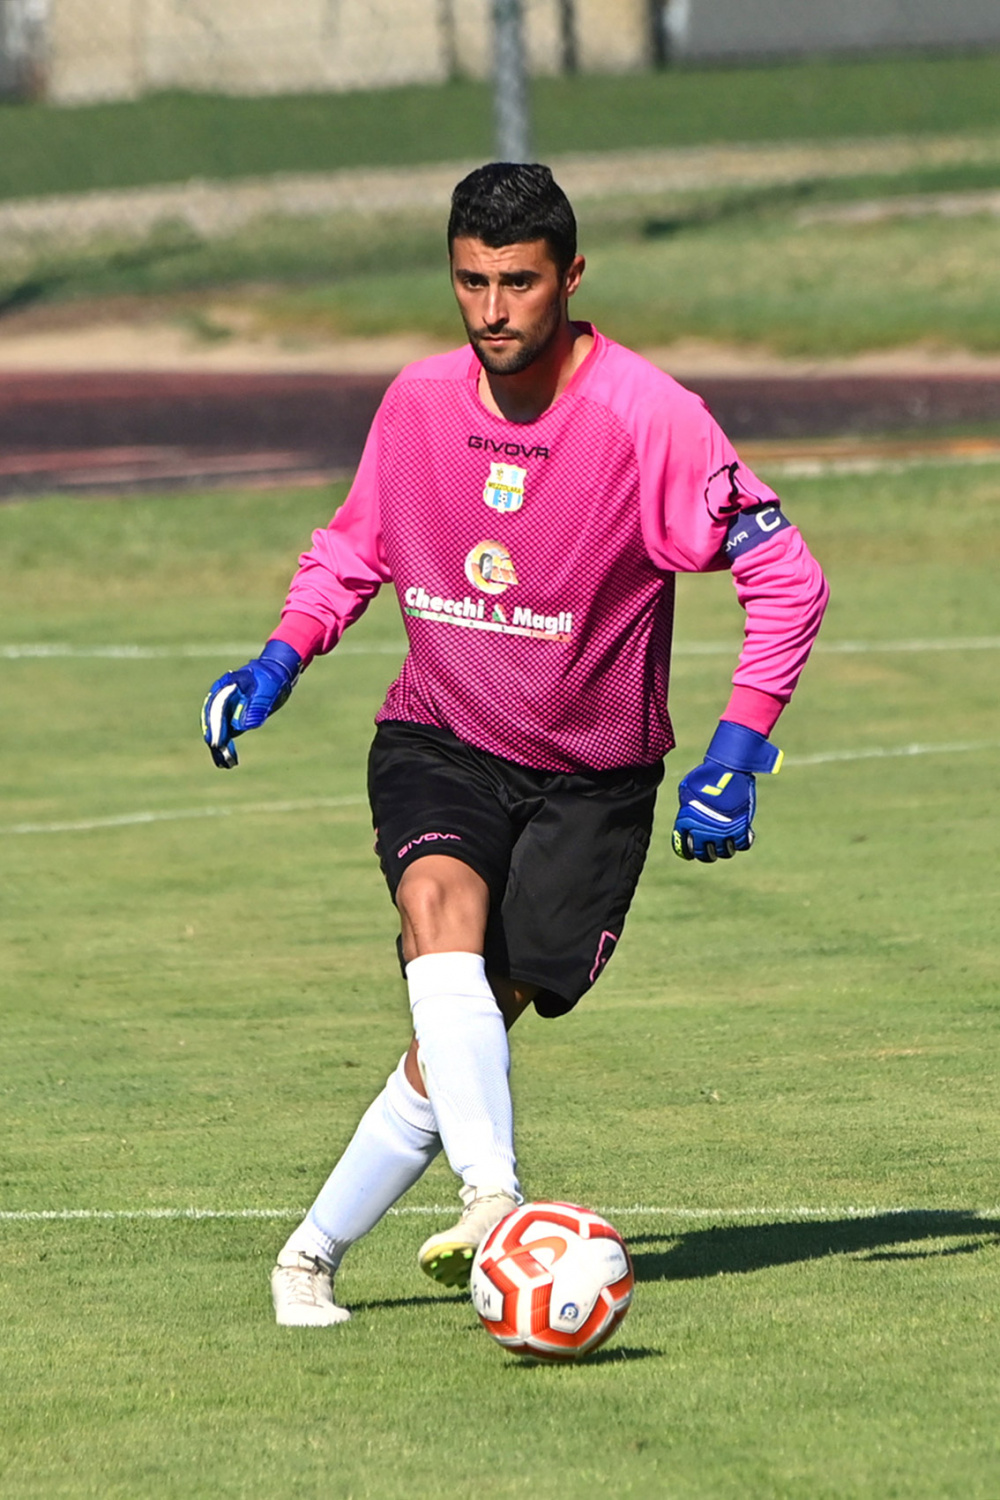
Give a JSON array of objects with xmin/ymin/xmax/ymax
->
[{"xmin": 272, "ymin": 1050, "xmax": 440, "ymax": 1326}]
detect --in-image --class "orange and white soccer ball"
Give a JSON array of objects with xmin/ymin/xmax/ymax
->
[{"xmin": 470, "ymin": 1201, "xmax": 634, "ymax": 1361}]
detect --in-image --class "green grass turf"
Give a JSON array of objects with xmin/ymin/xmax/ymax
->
[
  {"xmin": 8, "ymin": 190, "xmax": 1000, "ymax": 356},
  {"xmin": 210, "ymin": 202, "xmax": 1000, "ymax": 356},
  {"xmin": 1, "ymin": 463, "xmax": 999, "ymax": 1496},
  {"xmin": 2, "ymin": 51, "xmax": 1000, "ymax": 202}
]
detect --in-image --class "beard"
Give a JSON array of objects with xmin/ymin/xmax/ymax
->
[{"xmin": 465, "ymin": 297, "xmax": 563, "ymax": 377}]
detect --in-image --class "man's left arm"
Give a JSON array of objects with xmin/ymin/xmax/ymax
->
[
  {"xmin": 673, "ymin": 514, "xmax": 829, "ymax": 862},
  {"xmin": 628, "ymin": 376, "xmax": 829, "ymax": 860}
]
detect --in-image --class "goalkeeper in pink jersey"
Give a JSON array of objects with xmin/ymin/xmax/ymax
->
[{"xmin": 201, "ymin": 162, "xmax": 828, "ymax": 1327}]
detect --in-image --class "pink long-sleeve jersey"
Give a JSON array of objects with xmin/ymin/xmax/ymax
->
[{"xmin": 274, "ymin": 327, "xmax": 828, "ymax": 773}]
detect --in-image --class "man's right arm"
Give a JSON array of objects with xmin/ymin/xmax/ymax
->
[{"xmin": 201, "ymin": 416, "xmax": 391, "ymax": 769}]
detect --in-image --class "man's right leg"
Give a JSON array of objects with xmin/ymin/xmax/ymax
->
[
  {"xmin": 395, "ymin": 855, "xmax": 537, "ymax": 1286},
  {"xmin": 400, "ymin": 855, "xmax": 515, "ymax": 1191},
  {"xmin": 273, "ymin": 836, "xmax": 479, "ymax": 1324},
  {"xmin": 273, "ymin": 964, "xmax": 535, "ymax": 1325},
  {"xmin": 274, "ymin": 725, "xmax": 527, "ymax": 1321},
  {"xmin": 272, "ymin": 856, "xmax": 527, "ymax": 1324}
]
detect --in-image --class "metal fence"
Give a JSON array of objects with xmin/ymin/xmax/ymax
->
[{"xmin": 0, "ymin": 0, "xmax": 45, "ymax": 98}]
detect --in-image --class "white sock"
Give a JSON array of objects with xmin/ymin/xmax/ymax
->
[
  {"xmin": 406, "ymin": 951, "xmax": 520, "ymax": 1201},
  {"xmin": 278, "ymin": 1054, "xmax": 440, "ymax": 1270}
]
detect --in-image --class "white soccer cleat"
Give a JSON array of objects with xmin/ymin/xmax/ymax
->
[
  {"xmin": 418, "ymin": 1186, "xmax": 519, "ymax": 1288},
  {"xmin": 271, "ymin": 1250, "xmax": 351, "ymax": 1327}
]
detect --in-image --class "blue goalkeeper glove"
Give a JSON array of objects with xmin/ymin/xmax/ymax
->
[
  {"xmin": 672, "ymin": 720, "xmax": 783, "ymax": 863},
  {"xmin": 201, "ymin": 639, "xmax": 302, "ymax": 770}
]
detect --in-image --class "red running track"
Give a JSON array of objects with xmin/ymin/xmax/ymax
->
[{"xmin": 1, "ymin": 369, "xmax": 999, "ymax": 497}]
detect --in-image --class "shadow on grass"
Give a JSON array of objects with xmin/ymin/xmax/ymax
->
[
  {"xmin": 639, "ymin": 162, "xmax": 1000, "ymax": 242},
  {"xmin": 509, "ymin": 1345, "xmax": 662, "ymax": 1369},
  {"xmin": 642, "ymin": 181, "xmax": 820, "ymax": 239},
  {"xmin": 0, "ymin": 228, "xmax": 202, "ymax": 318},
  {"xmin": 350, "ymin": 1292, "xmax": 458, "ymax": 1313},
  {"xmin": 629, "ymin": 1210, "xmax": 1000, "ymax": 1282}
]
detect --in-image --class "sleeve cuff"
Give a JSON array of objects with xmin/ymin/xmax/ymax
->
[
  {"xmin": 269, "ymin": 610, "xmax": 327, "ymax": 665},
  {"xmin": 721, "ymin": 684, "xmax": 785, "ymax": 737}
]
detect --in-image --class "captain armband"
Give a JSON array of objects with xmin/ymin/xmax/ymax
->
[{"xmin": 723, "ymin": 503, "xmax": 792, "ymax": 562}]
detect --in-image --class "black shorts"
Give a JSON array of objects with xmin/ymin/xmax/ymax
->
[{"xmin": 367, "ymin": 721, "xmax": 663, "ymax": 1018}]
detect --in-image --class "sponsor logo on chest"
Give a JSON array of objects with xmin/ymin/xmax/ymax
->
[
  {"xmin": 403, "ymin": 539, "xmax": 572, "ymax": 641},
  {"xmin": 464, "ymin": 541, "xmax": 518, "ymax": 594},
  {"xmin": 403, "ymin": 584, "xmax": 574, "ymax": 642}
]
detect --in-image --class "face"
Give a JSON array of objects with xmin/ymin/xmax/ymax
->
[{"xmin": 450, "ymin": 236, "xmax": 584, "ymax": 376}]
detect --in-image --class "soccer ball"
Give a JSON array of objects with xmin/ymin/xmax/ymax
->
[{"xmin": 470, "ymin": 1201, "xmax": 634, "ymax": 1361}]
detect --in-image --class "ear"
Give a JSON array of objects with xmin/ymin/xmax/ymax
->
[{"xmin": 564, "ymin": 254, "xmax": 586, "ymax": 299}]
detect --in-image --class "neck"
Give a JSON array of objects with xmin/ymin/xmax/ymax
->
[{"xmin": 478, "ymin": 320, "xmax": 592, "ymax": 424}]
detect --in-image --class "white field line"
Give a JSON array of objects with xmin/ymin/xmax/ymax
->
[
  {"xmin": 3, "ymin": 796, "xmax": 366, "ymax": 835},
  {"xmin": 789, "ymin": 738, "xmax": 1000, "ymax": 767},
  {"xmin": 761, "ymin": 451, "xmax": 1000, "ymax": 478},
  {"xmin": 677, "ymin": 637, "xmax": 1000, "ymax": 657},
  {"xmin": 1, "ymin": 1205, "xmax": 996, "ymax": 1225},
  {"xmin": 0, "ymin": 642, "xmax": 405, "ymax": 660},
  {"xmin": 3, "ymin": 738, "xmax": 996, "ymax": 837},
  {"xmin": 4, "ymin": 636, "xmax": 1000, "ymax": 662},
  {"xmin": 814, "ymin": 637, "xmax": 1000, "ymax": 655}
]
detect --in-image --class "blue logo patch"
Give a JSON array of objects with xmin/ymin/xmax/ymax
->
[{"xmin": 560, "ymin": 1302, "xmax": 580, "ymax": 1321}]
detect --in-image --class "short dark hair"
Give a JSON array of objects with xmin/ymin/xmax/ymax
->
[{"xmin": 448, "ymin": 162, "xmax": 577, "ymax": 274}]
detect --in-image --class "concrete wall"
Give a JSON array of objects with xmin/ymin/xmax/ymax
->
[
  {"xmin": 45, "ymin": 0, "xmax": 452, "ymax": 102},
  {"xmin": 25, "ymin": 0, "xmax": 1000, "ymax": 106},
  {"xmin": 665, "ymin": 0, "xmax": 1000, "ymax": 62},
  {"xmin": 46, "ymin": 0, "xmax": 139, "ymax": 101},
  {"xmin": 574, "ymin": 0, "xmax": 649, "ymax": 73},
  {"xmin": 36, "ymin": 0, "xmax": 654, "ymax": 104}
]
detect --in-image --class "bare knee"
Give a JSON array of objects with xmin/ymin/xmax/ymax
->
[
  {"xmin": 404, "ymin": 974, "xmax": 536, "ymax": 1098},
  {"xmin": 490, "ymin": 974, "xmax": 538, "ymax": 1029},
  {"xmin": 397, "ymin": 855, "xmax": 490, "ymax": 961}
]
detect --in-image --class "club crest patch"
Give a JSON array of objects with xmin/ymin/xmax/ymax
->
[
  {"xmin": 465, "ymin": 541, "xmax": 519, "ymax": 595},
  {"xmin": 483, "ymin": 462, "xmax": 526, "ymax": 514}
]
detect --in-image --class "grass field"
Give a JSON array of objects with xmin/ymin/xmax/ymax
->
[
  {"xmin": 226, "ymin": 199, "xmax": 1000, "ymax": 357},
  {"xmin": 2, "ymin": 51, "xmax": 1000, "ymax": 202},
  {"xmin": 3, "ymin": 50, "xmax": 1000, "ymax": 354},
  {"xmin": 1, "ymin": 457, "xmax": 999, "ymax": 1497},
  {"xmin": 8, "ymin": 180, "xmax": 1000, "ymax": 357}
]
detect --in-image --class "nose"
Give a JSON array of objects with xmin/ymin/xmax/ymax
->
[{"xmin": 483, "ymin": 282, "xmax": 508, "ymax": 330}]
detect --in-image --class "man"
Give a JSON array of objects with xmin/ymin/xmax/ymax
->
[{"xmin": 202, "ymin": 162, "xmax": 828, "ymax": 1327}]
